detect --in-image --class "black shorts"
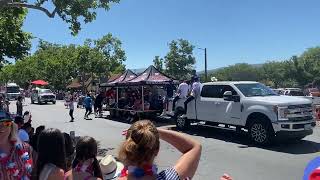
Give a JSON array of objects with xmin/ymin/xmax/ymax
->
[
  {"xmin": 85, "ymin": 107, "xmax": 92, "ymax": 112},
  {"xmin": 97, "ymin": 104, "xmax": 102, "ymax": 109}
]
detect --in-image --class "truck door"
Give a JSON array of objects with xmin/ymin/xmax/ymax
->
[
  {"xmin": 196, "ymin": 85, "xmax": 221, "ymax": 122},
  {"xmin": 219, "ymin": 85, "xmax": 242, "ymax": 125}
]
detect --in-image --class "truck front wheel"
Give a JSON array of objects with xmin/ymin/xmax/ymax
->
[
  {"xmin": 248, "ymin": 119, "xmax": 274, "ymax": 146},
  {"xmin": 176, "ymin": 115, "xmax": 190, "ymax": 131}
]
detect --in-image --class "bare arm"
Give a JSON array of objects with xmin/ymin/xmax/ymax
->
[{"xmin": 158, "ymin": 128, "xmax": 202, "ymax": 179}]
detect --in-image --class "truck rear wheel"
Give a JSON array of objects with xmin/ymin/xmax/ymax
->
[{"xmin": 248, "ymin": 119, "xmax": 274, "ymax": 146}]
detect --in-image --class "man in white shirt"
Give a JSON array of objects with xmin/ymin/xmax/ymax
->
[
  {"xmin": 183, "ymin": 77, "xmax": 201, "ymax": 115},
  {"xmin": 172, "ymin": 81, "xmax": 189, "ymax": 112}
]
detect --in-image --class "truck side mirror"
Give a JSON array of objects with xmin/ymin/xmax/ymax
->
[
  {"xmin": 223, "ymin": 91, "xmax": 233, "ymax": 101},
  {"xmin": 232, "ymin": 95, "xmax": 240, "ymax": 102}
]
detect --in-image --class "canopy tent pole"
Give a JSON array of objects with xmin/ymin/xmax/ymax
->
[
  {"xmin": 116, "ymin": 87, "xmax": 119, "ymax": 108},
  {"xmin": 142, "ymin": 86, "xmax": 144, "ymax": 111}
]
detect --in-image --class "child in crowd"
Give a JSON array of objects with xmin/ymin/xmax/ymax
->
[{"xmin": 65, "ymin": 136, "xmax": 103, "ymax": 180}]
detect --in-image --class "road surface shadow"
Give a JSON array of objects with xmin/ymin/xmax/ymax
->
[
  {"xmin": 73, "ymin": 136, "xmax": 115, "ymax": 157},
  {"xmin": 171, "ymin": 125, "xmax": 320, "ymax": 155},
  {"xmin": 100, "ymin": 115, "xmax": 175, "ymax": 127}
]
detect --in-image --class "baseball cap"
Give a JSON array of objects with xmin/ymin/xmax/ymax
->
[{"xmin": 0, "ymin": 111, "xmax": 12, "ymax": 122}]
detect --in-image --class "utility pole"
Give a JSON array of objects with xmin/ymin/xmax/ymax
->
[
  {"xmin": 205, "ymin": 48, "xmax": 208, "ymax": 82},
  {"xmin": 198, "ymin": 47, "xmax": 208, "ymax": 82}
]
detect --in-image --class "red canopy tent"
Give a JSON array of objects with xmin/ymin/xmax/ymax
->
[
  {"xmin": 100, "ymin": 70, "xmax": 137, "ymax": 87},
  {"xmin": 120, "ymin": 65, "xmax": 177, "ymax": 86},
  {"xmin": 31, "ymin": 80, "xmax": 49, "ymax": 86}
]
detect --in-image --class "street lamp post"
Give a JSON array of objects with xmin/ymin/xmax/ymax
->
[{"xmin": 198, "ymin": 47, "xmax": 208, "ymax": 82}]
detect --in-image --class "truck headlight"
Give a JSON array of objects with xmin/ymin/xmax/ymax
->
[{"xmin": 274, "ymin": 106, "xmax": 289, "ymax": 121}]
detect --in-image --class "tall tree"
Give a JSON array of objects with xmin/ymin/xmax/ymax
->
[
  {"xmin": 153, "ymin": 56, "xmax": 163, "ymax": 72},
  {"xmin": 164, "ymin": 39, "xmax": 196, "ymax": 80},
  {"xmin": 0, "ymin": 7, "xmax": 32, "ymax": 62},
  {"xmin": 93, "ymin": 33, "xmax": 126, "ymax": 76},
  {"xmin": 0, "ymin": 0, "xmax": 120, "ymax": 35}
]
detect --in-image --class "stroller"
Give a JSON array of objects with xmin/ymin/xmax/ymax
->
[{"xmin": 77, "ymin": 95, "xmax": 85, "ymax": 108}]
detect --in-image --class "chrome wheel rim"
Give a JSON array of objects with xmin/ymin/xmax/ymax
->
[
  {"xmin": 177, "ymin": 117, "xmax": 185, "ymax": 128},
  {"xmin": 251, "ymin": 124, "xmax": 267, "ymax": 143}
]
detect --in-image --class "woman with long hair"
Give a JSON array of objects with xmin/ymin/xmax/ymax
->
[
  {"xmin": 118, "ymin": 120, "xmax": 202, "ymax": 180},
  {"xmin": 63, "ymin": 133, "xmax": 75, "ymax": 171},
  {"xmin": 0, "ymin": 111, "xmax": 33, "ymax": 180},
  {"xmin": 33, "ymin": 128, "xmax": 66, "ymax": 180},
  {"xmin": 65, "ymin": 136, "xmax": 103, "ymax": 180}
]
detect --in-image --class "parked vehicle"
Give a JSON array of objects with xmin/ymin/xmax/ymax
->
[
  {"xmin": 272, "ymin": 88, "xmax": 285, "ymax": 95},
  {"xmin": 5, "ymin": 83, "xmax": 21, "ymax": 100},
  {"xmin": 174, "ymin": 81, "xmax": 316, "ymax": 145},
  {"xmin": 283, "ymin": 89, "xmax": 304, "ymax": 96},
  {"xmin": 305, "ymin": 88, "xmax": 320, "ymax": 97},
  {"xmin": 31, "ymin": 88, "xmax": 56, "ymax": 104}
]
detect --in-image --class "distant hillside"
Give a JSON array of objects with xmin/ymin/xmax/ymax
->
[
  {"xmin": 130, "ymin": 63, "xmax": 263, "ymax": 75},
  {"xmin": 197, "ymin": 63, "xmax": 263, "ymax": 75}
]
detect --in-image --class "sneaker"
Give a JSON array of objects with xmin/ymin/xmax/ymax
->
[
  {"xmin": 167, "ymin": 111, "xmax": 175, "ymax": 116},
  {"xmin": 180, "ymin": 114, "xmax": 187, "ymax": 118},
  {"xmin": 70, "ymin": 119, "xmax": 74, "ymax": 122}
]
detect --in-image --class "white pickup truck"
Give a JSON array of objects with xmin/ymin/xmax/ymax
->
[{"xmin": 174, "ymin": 81, "xmax": 316, "ymax": 145}]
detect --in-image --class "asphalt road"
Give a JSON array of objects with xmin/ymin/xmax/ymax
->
[{"xmin": 10, "ymin": 99, "xmax": 320, "ymax": 180}]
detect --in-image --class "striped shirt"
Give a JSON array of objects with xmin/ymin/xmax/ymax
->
[
  {"xmin": 0, "ymin": 143, "xmax": 33, "ymax": 180},
  {"xmin": 157, "ymin": 167, "xmax": 180, "ymax": 180}
]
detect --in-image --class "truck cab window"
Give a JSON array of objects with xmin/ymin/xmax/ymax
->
[{"xmin": 201, "ymin": 85, "xmax": 237, "ymax": 98}]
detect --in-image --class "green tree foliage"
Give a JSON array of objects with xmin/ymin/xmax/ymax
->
[
  {"xmin": 0, "ymin": 0, "xmax": 120, "ymax": 35},
  {"xmin": 212, "ymin": 63, "xmax": 261, "ymax": 81},
  {"xmin": 0, "ymin": 7, "xmax": 32, "ymax": 62},
  {"xmin": 206, "ymin": 47, "xmax": 320, "ymax": 88},
  {"xmin": 164, "ymin": 39, "xmax": 196, "ymax": 80},
  {"xmin": 153, "ymin": 56, "xmax": 164, "ymax": 72},
  {"xmin": 0, "ymin": 34, "xmax": 126, "ymax": 90}
]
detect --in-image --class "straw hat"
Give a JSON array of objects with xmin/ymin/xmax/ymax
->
[{"xmin": 99, "ymin": 155, "xmax": 124, "ymax": 180}]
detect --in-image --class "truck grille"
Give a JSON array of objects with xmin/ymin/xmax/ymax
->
[
  {"xmin": 288, "ymin": 116, "xmax": 313, "ymax": 122},
  {"xmin": 288, "ymin": 104, "xmax": 312, "ymax": 109},
  {"xmin": 286, "ymin": 104, "xmax": 313, "ymax": 120},
  {"xmin": 42, "ymin": 95, "xmax": 55, "ymax": 99}
]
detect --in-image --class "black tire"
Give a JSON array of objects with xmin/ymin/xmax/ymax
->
[
  {"xmin": 31, "ymin": 99, "xmax": 34, "ymax": 104},
  {"xmin": 248, "ymin": 118, "xmax": 274, "ymax": 146},
  {"xmin": 53, "ymin": 101, "xmax": 56, "ymax": 104},
  {"xmin": 38, "ymin": 98, "xmax": 42, "ymax": 105}
]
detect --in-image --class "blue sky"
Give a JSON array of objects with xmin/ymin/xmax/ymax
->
[{"xmin": 23, "ymin": 0, "xmax": 320, "ymax": 71}]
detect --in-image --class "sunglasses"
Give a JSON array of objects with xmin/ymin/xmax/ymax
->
[{"xmin": 0, "ymin": 121, "xmax": 13, "ymax": 127}]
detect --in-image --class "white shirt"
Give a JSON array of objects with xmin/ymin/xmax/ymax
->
[
  {"xmin": 178, "ymin": 82, "xmax": 189, "ymax": 98},
  {"xmin": 18, "ymin": 129, "xmax": 29, "ymax": 142},
  {"xmin": 191, "ymin": 82, "xmax": 202, "ymax": 97}
]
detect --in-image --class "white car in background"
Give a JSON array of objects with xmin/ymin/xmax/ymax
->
[{"xmin": 31, "ymin": 88, "xmax": 56, "ymax": 105}]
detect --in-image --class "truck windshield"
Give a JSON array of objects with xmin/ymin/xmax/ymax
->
[
  {"xmin": 6, "ymin": 87, "xmax": 20, "ymax": 93},
  {"xmin": 235, "ymin": 83, "xmax": 278, "ymax": 97},
  {"xmin": 40, "ymin": 89, "xmax": 52, "ymax": 94}
]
